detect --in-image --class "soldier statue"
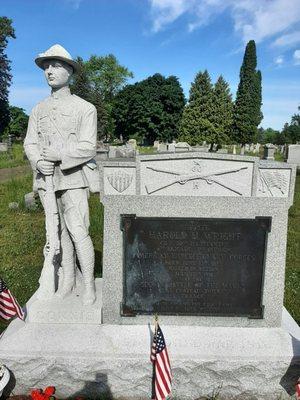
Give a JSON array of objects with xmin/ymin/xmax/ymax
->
[{"xmin": 24, "ymin": 44, "xmax": 98, "ymax": 305}]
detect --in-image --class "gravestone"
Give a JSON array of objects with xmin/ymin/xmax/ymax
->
[
  {"xmin": 287, "ymin": 144, "xmax": 300, "ymax": 167},
  {"xmin": 108, "ymin": 145, "xmax": 117, "ymax": 158},
  {"xmin": 128, "ymin": 138, "xmax": 137, "ymax": 149},
  {"xmin": 157, "ymin": 143, "xmax": 167, "ymax": 152},
  {"xmin": 96, "ymin": 152, "xmax": 299, "ymax": 399},
  {"xmin": 153, "ymin": 140, "xmax": 160, "ymax": 149},
  {"xmin": 216, "ymin": 148, "xmax": 228, "ymax": 154},
  {"xmin": 0, "ymin": 142, "xmax": 8, "ymax": 152},
  {"xmin": 1, "ymin": 152, "xmax": 299, "ymax": 399},
  {"xmin": 167, "ymin": 142, "xmax": 176, "ymax": 152},
  {"xmin": 264, "ymin": 143, "xmax": 276, "ymax": 160},
  {"xmin": 175, "ymin": 141, "xmax": 190, "ymax": 152}
]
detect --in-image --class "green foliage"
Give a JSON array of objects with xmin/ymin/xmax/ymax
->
[
  {"xmin": 86, "ymin": 54, "xmax": 133, "ymax": 102},
  {"xmin": 179, "ymin": 71, "xmax": 233, "ymax": 146},
  {"xmin": 257, "ymin": 127, "xmax": 281, "ymax": 144},
  {"xmin": 212, "ymin": 75, "xmax": 233, "ymax": 143},
  {"xmin": 233, "ymin": 40, "xmax": 263, "ymax": 144},
  {"xmin": 0, "ymin": 17, "xmax": 16, "ymax": 139},
  {"xmin": 284, "ymin": 172, "xmax": 300, "ymax": 324},
  {"xmin": 113, "ymin": 73, "xmax": 185, "ymax": 144},
  {"xmin": 281, "ymin": 108, "xmax": 300, "ymax": 144},
  {"xmin": 189, "ymin": 70, "xmax": 214, "ymax": 114},
  {"xmin": 0, "ymin": 143, "xmax": 28, "ymax": 169},
  {"xmin": 70, "ymin": 57, "xmax": 91, "ymax": 102},
  {"xmin": 179, "ymin": 70, "xmax": 214, "ymax": 145},
  {"xmin": 6, "ymin": 106, "xmax": 29, "ymax": 138},
  {"xmin": 71, "ymin": 54, "xmax": 133, "ymax": 141},
  {"xmin": 179, "ymin": 106, "xmax": 218, "ymax": 145}
]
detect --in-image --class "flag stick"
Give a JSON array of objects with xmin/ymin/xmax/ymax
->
[{"xmin": 154, "ymin": 313, "xmax": 158, "ymax": 334}]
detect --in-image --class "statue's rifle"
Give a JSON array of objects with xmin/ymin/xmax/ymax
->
[
  {"xmin": 36, "ymin": 135, "xmax": 60, "ymax": 300},
  {"xmin": 145, "ymin": 166, "xmax": 248, "ymax": 195}
]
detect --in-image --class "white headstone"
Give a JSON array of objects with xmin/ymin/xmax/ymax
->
[{"xmin": 287, "ymin": 144, "xmax": 300, "ymax": 167}]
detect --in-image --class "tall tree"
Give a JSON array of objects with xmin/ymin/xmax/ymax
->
[
  {"xmin": 233, "ymin": 40, "xmax": 263, "ymax": 145},
  {"xmin": 86, "ymin": 54, "xmax": 133, "ymax": 140},
  {"xmin": 179, "ymin": 70, "xmax": 216, "ymax": 145},
  {"xmin": 71, "ymin": 54, "xmax": 133, "ymax": 141},
  {"xmin": 113, "ymin": 73, "xmax": 185, "ymax": 144},
  {"xmin": 0, "ymin": 17, "xmax": 16, "ymax": 138},
  {"xmin": 212, "ymin": 75, "xmax": 233, "ymax": 143},
  {"xmin": 86, "ymin": 54, "xmax": 133, "ymax": 103},
  {"xmin": 70, "ymin": 57, "xmax": 91, "ymax": 102},
  {"xmin": 281, "ymin": 107, "xmax": 300, "ymax": 144},
  {"xmin": 7, "ymin": 106, "xmax": 28, "ymax": 138}
]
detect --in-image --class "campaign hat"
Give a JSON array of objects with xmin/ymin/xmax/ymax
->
[{"xmin": 35, "ymin": 44, "xmax": 79, "ymax": 73}]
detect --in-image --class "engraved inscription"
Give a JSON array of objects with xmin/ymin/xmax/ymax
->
[
  {"xmin": 258, "ymin": 169, "xmax": 289, "ymax": 197},
  {"xmin": 145, "ymin": 161, "xmax": 248, "ymax": 196},
  {"xmin": 122, "ymin": 217, "xmax": 269, "ymax": 318},
  {"xmin": 107, "ymin": 171, "xmax": 133, "ymax": 193}
]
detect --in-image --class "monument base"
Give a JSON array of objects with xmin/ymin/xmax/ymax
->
[
  {"xmin": 27, "ymin": 278, "xmax": 102, "ymax": 324},
  {"xmin": 0, "ymin": 295, "xmax": 299, "ymax": 399}
]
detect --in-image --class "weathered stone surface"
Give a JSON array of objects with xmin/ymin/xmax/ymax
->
[
  {"xmin": 0, "ymin": 142, "xmax": 8, "ymax": 152},
  {"xmin": 263, "ymin": 143, "xmax": 276, "ymax": 160},
  {"xmin": 1, "ymin": 308, "xmax": 299, "ymax": 399},
  {"xmin": 24, "ymin": 192, "xmax": 37, "ymax": 210},
  {"xmin": 287, "ymin": 144, "xmax": 300, "ymax": 167},
  {"xmin": 27, "ymin": 278, "xmax": 102, "ymax": 324}
]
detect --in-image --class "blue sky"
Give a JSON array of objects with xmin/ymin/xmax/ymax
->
[{"xmin": 1, "ymin": 0, "xmax": 300, "ymax": 130}]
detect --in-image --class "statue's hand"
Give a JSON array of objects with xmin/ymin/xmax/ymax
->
[
  {"xmin": 42, "ymin": 146, "xmax": 62, "ymax": 162},
  {"xmin": 37, "ymin": 160, "xmax": 55, "ymax": 175}
]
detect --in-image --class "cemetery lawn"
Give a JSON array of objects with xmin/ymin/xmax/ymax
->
[
  {"xmin": 0, "ymin": 172, "xmax": 299, "ymax": 333},
  {"xmin": 0, "ymin": 143, "xmax": 29, "ymax": 169}
]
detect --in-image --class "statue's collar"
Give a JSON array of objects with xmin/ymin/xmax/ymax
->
[{"xmin": 51, "ymin": 86, "xmax": 71, "ymax": 100}]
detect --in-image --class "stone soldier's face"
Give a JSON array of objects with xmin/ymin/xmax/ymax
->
[{"xmin": 43, "ymin": 59, "xmax": 73, "ymax": 89}]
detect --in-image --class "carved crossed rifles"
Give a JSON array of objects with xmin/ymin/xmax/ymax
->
[{"xmin": 145, "ymin": 165, "xmax": 248, "ymax": 195}]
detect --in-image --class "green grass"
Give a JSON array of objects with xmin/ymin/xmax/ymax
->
[
  {"xmin": 0, "ymin": 172, "xmax": 299, "ymax": 332},
  {"xmin": 0, "ymin": 173, "xmax": 103, "ymax": 332},
  {"xmin": 284, "ymin": 171, "xmax": 300, "ymax": 324},
  {"xmin": 138, "ymin": 145, "xmax": 157, "ymax": 154},
  {"xmin": 0, "ymin": 143, "xmax": 29, "ymax": 169}
]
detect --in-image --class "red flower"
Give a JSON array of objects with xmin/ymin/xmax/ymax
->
[
  {"xmin": 44, "ymin": 387, "xmax": 55, "ymax": 397},
  {"xmin": 30, "ymin": 387, "xmax": 56, "ymax": 400},
  {"xmin": 30, "ymin": 389, "xmax": 44, "ymax": 400}
]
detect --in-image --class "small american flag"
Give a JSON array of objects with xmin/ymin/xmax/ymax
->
[
  {"xmin": 0, "ymin": 278, "xmax": 25, "ymax": 321},
  {"xmin": 151, "ymin": 323, "xmax": 172, "ymax": 400}
]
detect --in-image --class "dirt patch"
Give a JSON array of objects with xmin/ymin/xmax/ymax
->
[{"xmin": 0, "ymin": 165, "xmax": 32, "ymax": 183}]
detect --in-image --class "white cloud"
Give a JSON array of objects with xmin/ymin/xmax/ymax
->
[
  {"xmin": 293, "ymin": 49, "xmax": 300, "ymax": 65},
  {"xmin": 274, "ymin": 55, "xmax": 284, "ymax": 66},
  {"xmin": 272, "ymin": 31, "xmax": 300, "ymax": 48},
  {"xmin": 148, "ymin": 0, "xmax": 300, "ymax": 45}
]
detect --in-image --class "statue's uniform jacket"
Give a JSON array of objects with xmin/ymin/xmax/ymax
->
[
  {"xmin": 24, "ymin": 91, "xmax": 97, "ymax": 193},
  {"xmin": 24, "ymin": 90, "xmax": 97, "ymax": 243}
]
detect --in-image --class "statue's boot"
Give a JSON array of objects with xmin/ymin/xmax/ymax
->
[
  {"xmin": 74, "ymin": 236, "xmax": 96, "ymax": 306},
  {"xmin": 56, "ymin": 231, "xmax": 76, "ymax": 298}
]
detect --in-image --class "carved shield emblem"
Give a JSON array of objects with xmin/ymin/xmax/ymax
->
[{"xmin": 107, "ymin": 171, "xmax": 133, "ymax": 193}]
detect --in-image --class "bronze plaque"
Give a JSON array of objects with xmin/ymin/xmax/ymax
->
[{"xmin": 121, "ymin": 216, "xmax": 271, "ymax": 318}]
